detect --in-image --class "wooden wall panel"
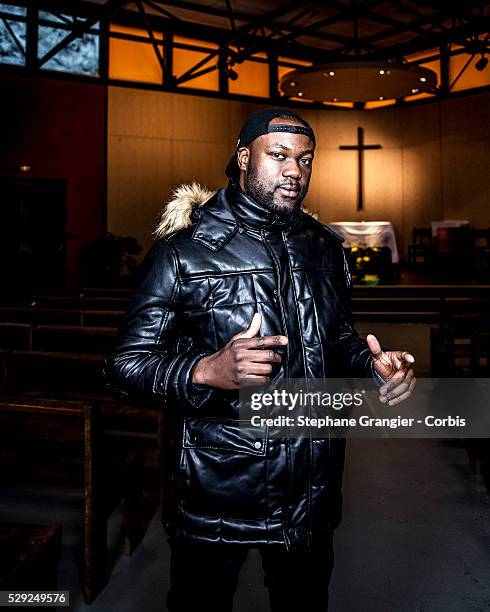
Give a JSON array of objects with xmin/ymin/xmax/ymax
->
[
  {"xmin": 171, "ymin": 140, "xmax": 230, "ymax": 189},
  {"xmin": 364, "ymin": 147, "xmax": 403, "ymax": 229},
  {"xmin": 441, "ymin": 92, "xmax": 490, "ymax": 143},
  {"xmin": 107, "ymin": 134, "xmax": 172, "ymax": 243},
  {"xmin": 441, "ymin": 140, "xmax": 490, "ymax": 226},
  {"xmin": 400, "ymin": 103, "xmax": 440, "ymax": 147},
  {"xmin": 315, "ymin": 147, "xmax": 358, "ymax": 222},
  {"xmin": 401, "ymin": 143, "xmax": 443, "ymax": 252},
  {"xmin": 171, "ymin": 94, "xmax": 230, "ymax": 143},
  {"xmin": 108, "ymin": 87, "xmax": 172, "ymax": 139}
]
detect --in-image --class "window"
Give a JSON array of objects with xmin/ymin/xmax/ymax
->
[
  {"xmin": 449, "ymin": 41, "xmax": 490, "ymax": 92},
  {"xmin": 173, "ymin": 36, "xmax": 219, "ymax": 91},
  {"xmin": 109, "ymin": 24, "xmax": 163, "ymax": 84},
  {"xmin": 0, "ymin": 4, "xmax": 26, "ymax": 66},
  {"xmin": 228, "ymin": 49, "xmax": 269, "ymax": 98},
  {"xmin": 38, "ymin": 11, "xmax": 99, "ymax": 76}
]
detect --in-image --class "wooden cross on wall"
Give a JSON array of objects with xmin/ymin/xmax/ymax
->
[{"xmin": 339, "ymin": 127, "xmax": 382, "ymax": 211}]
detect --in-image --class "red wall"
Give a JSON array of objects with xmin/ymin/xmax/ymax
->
[{"xmin": 1, "ymin": 72, "xmax": 106, "ymax": 292}]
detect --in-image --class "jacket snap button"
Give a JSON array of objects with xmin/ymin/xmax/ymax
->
[
  {"xmin": 273, "ymin": 289, "xmax": 279, "ymax": 296},
  {"xmin": 211, "ymin": 238, "xmax": 216, "ymax": 244},
  {"xmin": 254, "ymin": 441, "xmax": 262, "ymax": 450},
  {"xmin": 197, "ymin": 232, "xmax": 204, "ymax": 238}
]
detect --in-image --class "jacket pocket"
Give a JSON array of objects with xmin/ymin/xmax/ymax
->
[{"xmin": 178, "ymin": 417, "xmax": 269, "ymax": 519}]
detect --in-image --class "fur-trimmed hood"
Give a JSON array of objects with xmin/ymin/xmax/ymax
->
[{"xmin": 154, "ymin": 182, "xmax": 318, "ymax": 240}]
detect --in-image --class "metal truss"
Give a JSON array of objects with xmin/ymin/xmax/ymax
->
[{"xmin": 2, "ymin": 0, "xmax": 490, "ymax": 107}]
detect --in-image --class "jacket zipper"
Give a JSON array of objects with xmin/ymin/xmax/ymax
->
[
  {"xmin": 260, "ymin": 229, "xmax": 290, "ymax": 377},
  {"xmin": 281, "ymin": 230, "xmax": 313, "ymax": 549},
  {"xmin": 260, "ymin": 228, "xmax": 292, "ymax": 551}
]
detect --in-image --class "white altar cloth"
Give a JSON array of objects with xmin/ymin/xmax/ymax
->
[
  {"xmin": 326, "ymin": 221, "xmax": 399, "ymax": 263},
  {"xmin": 430, "ymin": 220, "xmax": 470, "ymax": 237}
]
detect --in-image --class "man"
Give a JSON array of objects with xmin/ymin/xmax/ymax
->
[{"xmin": 104, "ymin": 107, "xmax": 415, "ymax": 611}]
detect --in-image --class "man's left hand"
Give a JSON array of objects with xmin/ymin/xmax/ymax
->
[{"xmin": 366, "ymin": 334, "xmax": 416, "ymax": 406}]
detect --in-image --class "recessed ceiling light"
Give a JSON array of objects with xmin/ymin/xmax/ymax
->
[
  {"xmin": 290, "ymin": 81, "xmax": 297, "ymax": 86},
  {"xmin": 297, "ymin": 92, "xmax": 304, "ymax": 97},
  {"xmin": 329, "ymin": 71, "xmax": 335, "ymax": 76},
  {"xmin": 379, "ymin": 69, "xmax": 385, "ymax": 75},
  {"xmin": 332, "ymin": 97, "xmax": 338, "ymax": 102},
  {"xmin": 378, "ymin": 96, "xmax": 384, "ymax": 100},
  {"xmin": 419, "ymin": 77, "xmax": 427, "ymax": 82},
  {"xmin": 411, "ymin": 88, "xmax": 419, "ymax": 94}
]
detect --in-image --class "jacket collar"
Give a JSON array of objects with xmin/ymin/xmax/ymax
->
[
  {"xmin": 226, "ymin": 178, "xmax": 302, "ymax": 231},
  {"xmin": 190, "ymin": 187, "xmax": 238, "ymax": 251},
  {"xmin": 191, "ymin": 178, "xmax": 302, "ymax": 250}
]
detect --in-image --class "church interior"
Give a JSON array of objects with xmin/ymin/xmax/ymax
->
[{"xmin": 1, "ymin": 1, "xmax": 490, "ymax": 610}]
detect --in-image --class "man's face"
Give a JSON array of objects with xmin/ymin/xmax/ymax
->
[{"xmin": 237, "ymin": 119, "xmax": 315, "ymax": 215}]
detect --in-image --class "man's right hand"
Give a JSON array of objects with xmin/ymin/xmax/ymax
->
[{"xmin": 191, "ymin": 313, "xmax": 288, "ymax": 389}]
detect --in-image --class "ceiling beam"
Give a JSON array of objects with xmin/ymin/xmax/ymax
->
[{"xmin": 362, "ymin": 15, "xmax": 490, "ymax": 60}]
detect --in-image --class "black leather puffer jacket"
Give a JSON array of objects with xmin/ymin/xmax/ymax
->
[{"xmin": 104, "ymin": 178, "xmax": 375, "ymax": 551}]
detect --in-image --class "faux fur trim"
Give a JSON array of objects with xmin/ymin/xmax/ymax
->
[
  {"xmin": 154, "ymin": 183, "xmax": 216, "ymax": 239},
  {"xmin": 154, "ymin": 182, "xmax": 318, "ymax": 239}
]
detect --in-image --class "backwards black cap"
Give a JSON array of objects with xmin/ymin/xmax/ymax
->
[{"xmin": 225, "ymin": 107, "xmax": 316, "ymax": 179}]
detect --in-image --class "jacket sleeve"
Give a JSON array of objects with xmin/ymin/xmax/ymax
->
[
  {"xmin": 103, "ymin": 238, "xmax": 215, "ymax": 410},
  {"xmin": 335, "ymin": 246, "xmax": 377, "ymax": 379}
]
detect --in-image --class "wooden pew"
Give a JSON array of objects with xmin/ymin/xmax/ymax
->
[
  {"xmin": 30, "ymin": 295, "xmax": 129, "ymax": 311},
  {"xmin": 0, "ymin": 522, "xmax": 62, "ymax": 608},
  {"xmin": 0, "ymin": 323, "xmax": 117, "ymax": 354},
  {"xmin": 470, "ymin": 331, "xmax": 490, "ymax": 376},
  {"xmin": 430, "ymin": 304, "xmax": 490, "ymax": 375},
  {"xmin": 0, "ymin": 350, "xmax": 106, "ymax": 396},
  {"xmin": 81, "ymin": 287, "xmax": 132, "ymax": 299},
  {"xmin": 0, "ymin": 323, "xmax": 32, "ymax": 351},
  {"xmin": 0, "ymin": 307, "xmax": 124, "ymax": 328},
  {"xmin": 0, "ymin": 340, "xmax": 164, "ymax": 505},
  {"xmin": 31, "ymin": 325, "xmax": 117, "ymax": 354},
  {"xmin": 407, "ymin": 227, "xmax": 434, "ymax": 270},
  {"xmin": 0, "ymin": 396, "xmax": 145, "ymax": 604}
]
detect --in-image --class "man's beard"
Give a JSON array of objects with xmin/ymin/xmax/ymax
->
[{"xmin": 244, "ymin": 165, "xmax": 305, "ymax": 217}]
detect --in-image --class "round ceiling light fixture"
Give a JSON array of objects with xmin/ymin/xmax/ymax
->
[{"xmin": 280, "ymin": 61, "xmax": 437, "ymax": 103}]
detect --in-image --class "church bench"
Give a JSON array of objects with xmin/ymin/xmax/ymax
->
[
  {"xmin": 407, "ymin": 227, "xmax": 434, "ymax": 270},
  {"xmin": 0, "ymin": 307, "xmax": 124, "ymax": 327},
  {"xmin": 81, "ymin": 287, "xmax": 133, "ymax": 299},
  {"xmin": 352, "ymin": 296, "xmax": 446, "ymax": 312},
  {"xmin": 31, "ymin": 325, "xmax": 117, "ymax": 354},
  {"xmin": 351, "ymin": 285, "xmax": 490, "ymax": 299},
  {"xmin": 352, "ymin": 296, "xmax": 490, "ymax": 323},
  {"xmin": 0, "ymin": 396, "xmax": 145, "ymax": 604},
  {"xmin": 430, "ymin": 311, "xmax": 490, "ymax": 375},
  {"xmin": 15, "ymin": 392, "xmax": 166, "ymax": 506},
  {"xmin": 0, "ymin": 350, "xmax": 106, "ymax": 395},
  {"xmin": 30, "ymin": 295, "xmax": 130, "ymax": 311},
  {"xmin": 470, "ymin": 331, "xmax": 490, "ymax": 376},
  {"xmin": 0, "ymin": 323, "xmax": 33, "ymax": 350},
  {"xmin": 352, "ymin": 310, "xmax": 437, "ymax": 323},
  {"xmin": 0, "ymin": 324, "xmax": 117, "ymax": 354},
  {"xmin": 0, "ymin": 521, "xmax": 62, "ymax": 607}
]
